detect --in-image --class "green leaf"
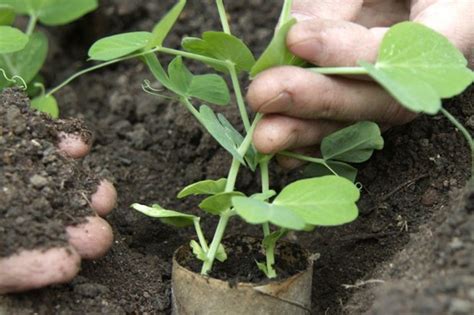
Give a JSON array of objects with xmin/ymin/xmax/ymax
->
[
  {"xmin": 88, "ymin": 31, "xmax": 152, "ymax": 61},
  {"xmin": 273, "ymin": 176, "xmax": 360, "ymax": 226},
  {"xmin": 178, "ymin": 178, "xmax": 227, "ymax": 198},
  {"xmin": 0, "ymin": 26, "xmax": 28, "ymax": 53},
  {"xmin": 232, "ymin": 197, "xmax": 306, "ymax": 230},
  {"xmin": 304, "ymin": 161, "xmax": 358, "ymax": 183},
  {"xmin": 250, "ymin": 190, "xmax": 277, "ymax": 201},
  {"xmin": 190, "ymin": 240, "xmax": 207, "ymax": 261},
  {"xmin": 37, "ymin": 0, "xmax": 98, "ymax": 26},
  {"xmin": 360, "ymin": 22, "xmax": 473, "ymax": 115},
  {"xmin": 31, "ymin": 94, "xmax": 58, "ymax": 118},
  {"xmin": 216, "ymin": 244, "xmax": 227, "ymax": 262},
  {"xmin": 0, "ymin": 5, "xmax": 15, "ymax": 25},
  {"xmin": 256, "ymin": 261, "xmax": 269, "ymax": 277},
  {"xmin": 321, "ymin": 121, "xmax": 384, "ymax": 163},
  {"xmin": 167, "ymin": 56, "xmax": 230, "ymax": 105},
  {"xmin": 182, "ymin": 31, "xmax": 255, "ymax": 73},
  {"xmin": 0, "ymin": 0, "xmax": 35, "ymax": 14},
  {"xmin": 147, "ymin": 0, "xmax": 186, "ymax": 49},
  {"xmin": 262, "ymin": 229, "xmax": 287, "ymax": 249},
  {"xmin": 0, "ymin": 31, "xmax": 48, "ymax": 89},
  {"xmin": 131, "ymin": 203, "xmax": 196, "ymax": 227},
  {"xmin": 250, "ymin": 18, "xmax": 305, "ymax": 78},
  {"xmin": 198, "ymin": 105, "xmax": 245, "ymax": 164},
  {"xmin": 199, "ymin": 191, "xmax": 245, "ymax": 215},
  {"xmin": 142, "ymin": 53, "xmax": 175, "ymax": 91}
]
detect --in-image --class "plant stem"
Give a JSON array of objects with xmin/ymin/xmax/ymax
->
[
  {"xmin": 310, "ymin": 67, "xmax": 369, "ymax": 75},
  {"xmin": 156, "ymin": 46, "xmax": 228, "ymax": 67},
  {"xmin": 193, "ymin": 218, "xmax": 209, "ymax": 252},
  {"xmin": 279, "ymin": 151, "xmax": 339, "ymax": 176},
  {"xmin": 26, "ymin": 14, "xmax": 38, "ymax": 36},
  {"xmin": 278, "ymin": 0, "xmax": 293, "ymax": 27},
  {"xmin": 215, "ymin": 0, "xmax": 231, "ymax": 34},
  {"xmin": 228, "ymin": 64, "xmax": 251, "ymax": 131},
  {"xmin": 181, "ymin": 97, "xmax": 205, "ymax": 125},
  {"xmin": 200, "ymin": 114, "xmax": 263, "ymax": 275},
  {"xmin": 440, "ymin": 107, "xmax": 474, "ymax": 177}
]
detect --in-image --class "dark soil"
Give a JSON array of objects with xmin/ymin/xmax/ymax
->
[
  {"xmin": 1, "ymin": 1, "xmax": 473, "ymax": 314},
  {"xmin": 0, "ymin": 88, "xmax": 98, "ymax": 257},
  {"xmin": 179, "ymin": 236, "xmax": 309, "ymax": 284}
]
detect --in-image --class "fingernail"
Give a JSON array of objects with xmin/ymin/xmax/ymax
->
[{"xmin": 259, "ymin": 92, "xmax": 292, "ymax": 113}]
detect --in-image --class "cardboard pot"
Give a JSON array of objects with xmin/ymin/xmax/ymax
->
[{"xmin": 171, "ymin": 237, "xmax": 314, "ymax": 315}]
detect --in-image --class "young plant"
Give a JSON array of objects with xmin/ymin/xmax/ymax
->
[
  {"xmin": 0, "ymin": 0, "xmax": 98, "ymax": 118},
  {"xmin": 45, "ymin": 0, "xmax": 473, "ymax": 278}
]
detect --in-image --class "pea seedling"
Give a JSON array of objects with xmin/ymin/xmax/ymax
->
[
  {"xmin": 48, "ymin": 0, "xmax": 473, "ymax": 278},
  {"xmin": 0, "ymin": 0, "xmax": 98, "ymax": 118}
]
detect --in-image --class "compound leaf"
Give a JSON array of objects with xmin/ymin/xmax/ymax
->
[
  {"xmin": 31, "ymin": 94, "xmax": 58, "ymax": 118},
  {"xmin": 321, "ymin": 121, "xmax": 384, "ymax": 163},
  {"xmin": 0, "ymin": 26, "xmax": 28, "ymax": 53},
  {"xmin": 360, "ymin": 22, "xmax": 473, "ymax": 114},
  {"xmin": 88, "ymin": 31, "xmax": 152, "ymax": 61},
  {"xmin": 250, "ymin": 18, "xmax": 304, "ymax": 78},
  {"xmin": 177, "ymin": 178, "xmax": 227, "ymax": 199},
  {"xmin": 273, "ymin": 176, "xmax": 360, "ymax": 226},
  {"xmin": 131, "ymin": 203, "xmax": 196, "ymax": 227},
  {"xmin": 304, "ymin": 161, "xmax": 358, "ymax": 183},
  {"xmin": 182, "ymin": 31, "xmax": 255, "ymax": 73},
  {"xmin": 199, "ymin": 191, "xmax": 245, "ymax": 215}
]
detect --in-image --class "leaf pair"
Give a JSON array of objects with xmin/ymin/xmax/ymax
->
[
  {"xmin": 359, "ymin": 22, "xmax": 473, "ymax": 115},
  {"xmin": 88, "ymin": 0, "xmax": 187, "ymax": 61},
  {"xmin": 0, "ymin": 0, "xmax": 98, "ymax": 26},
  {"xmin": 233, "ymin": 176, "xmax": 360, "ymax": 230},
  {"xmin": 190, "ymin": 240, "xmax": 227, "ymax": 263},
  {"xmin": 305, "ymin": 122, "xmax": 384, "ymax": 182}
]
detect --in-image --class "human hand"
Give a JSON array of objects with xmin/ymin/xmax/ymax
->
[
  {"xmin": 247, "ymin": 0, "xmax": 474, "ymax": 168},
  {"xmin": 0, "ymin": 129, "xmax": 117, "ymax": 294}
]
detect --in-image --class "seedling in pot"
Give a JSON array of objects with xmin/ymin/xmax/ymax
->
[
  {"xmin": 0, "ymin": 0, "xmax": 98, "ymax": 118},
  {"xmin": 47, "ymin": 0, "xmax": 472, "ymax": 279}
]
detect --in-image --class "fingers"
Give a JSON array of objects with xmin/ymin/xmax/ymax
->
[
  {"xmin": 0, "ymin": 247, "xmax": 81, "ymax": 294},
  {"xmin": 91, "ymin": 179, "xmax": 117, "ymax": 217},
  {"xmin": 291, "ymin": 0, "xmax": 363, "ymax": 21},
  {"xmin": 411, "ymin": 0, "xmax": 474, "ymax": 60},
  {"xmin": 247, "ymin": 66, "xmax": 416, "ymax": 124},
  {"xmin": 66, "ymin": 216, "xmax": 114, "ymax": 260},
  {"xmin": 287, "ymin": 18, "xmax": 385, "ymax": 67},
  {"xmin": 253, "ymin": 114, "xmax": 344, "ymax": 154},
  {"xmin": 57, "ymin": 132, "xmax": 91, "ymax": 159}
]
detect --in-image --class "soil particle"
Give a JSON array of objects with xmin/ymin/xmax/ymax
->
[{"xmin": 0, "ymin": 88, "xmax": 99, "ymax": 257}]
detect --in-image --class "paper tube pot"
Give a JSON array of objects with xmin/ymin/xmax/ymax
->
[{"xmin": 171, "ymin": 236, "xmax": 314, "ymax": 315}]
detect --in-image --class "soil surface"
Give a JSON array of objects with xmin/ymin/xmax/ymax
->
[{"xmin": 1, "ymin": 1, "xmax": 473, "ymax": 314}]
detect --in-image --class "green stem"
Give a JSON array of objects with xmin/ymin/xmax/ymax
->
[
  {"xmin": 181, "ymin": 97, "xmax": 205, "ymax": 125},
  {"xmin": 26, "ymin": 14, "xmax": 38, "ymax": 36},
  {"xmin": 310, "ymin": 67, "xmax": 369, "ymax": 75},
  {"xmin": 278, "ymin": 0, "xmax": 293, "ymax": 27},
  {"xmin": 194, "ymin": 218, "xmax": 209, "ymax": 252},
  {"xmin": 215, "ymin": 0, "xmax": 231, "ymax": 34},
  {"xmin": 156, "ymin": 46, "xmax": 228, "ymax": 68},
  {"xmin": 228, "ymin": 65, "xmax": 251, "ymax": 131},
  {"xmin": 200, "ymin": 114, "xmax": 263, "ymax": 275},
  {"xmin": 440, "ymin": 107, "xmax": 474, "ymax": 177},
  {"xmin": 265, "ymin": 242, "xmax": 277, "ymax": 278},
  {"xmin": 259, "ymin": 160, "xmax": 276, "ymax": 278},
  {"xmin": 279, "ymin": 151, "xmax": 339, "ymax": 176}
]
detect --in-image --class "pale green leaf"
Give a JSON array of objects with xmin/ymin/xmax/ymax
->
[
  {"xmin": 256, "ymin": 261, "xmax": 269, "ymax": 277},
  {"xmin": 88, "ymin": 32, "xmax": 152, "ymax": 61},
  {"xmin": 360, "ymin": 22, "xmax": 473, "ymax": 114},
  {"xmin": 250, "ymin": 18, "xmax": 305, "ymax": 78},
  {"xmin": 177, "ymin": 178, "xmax": 227, "ymax": 199},
  {"xmin": 142, "ymin": 53, "xmax": 175, "ymax": 91},
  {"xmin": 131, "ymin": 203, "xmax": 196, "ymax": 227},
  {"xmin": 304, "ymin": 161, "xmax": 358, "ymax": 183},
  {"xmin": 0, "ymin": 26, "xmax": 28, "ymax": 53},
  {"xmin": 273, "ymin": 176, "xmax": 360, "ymax": 226},
  {"xmin": 0, "ymin": 5, "xmax": 15, "ymax": 25},
  {"xmin": 147, "ymin": 0, "xmax": 186, "ymax": 48},
  {"xmin": 198, "ymin": 105, "xmax": 245, "ymax": 164},
  {"xmin": 250, "ymin": 190, "xmax": 277, "ymax": 201},
  {"xmin": 199, "ymin": 191, "xmax": 245, "ymax": 215},
  {"xmin": 232, "ymin": 196, "xmax": 306, "ymax": 230},
  {"xmin": 31, "ymin": 94, "xmax": 58, "ymax": 118},
  {"xmin": 190, "ymin": 240, "xmax": 207, "ymax": 261},
  {"xmin": 37, "ymin": 0, "xmax": 98, "ymax": 26},
  {"xmin": 182, "ymin": 31, "xmax": 255, "ymax": 73},
  {"xmin": 321, "ymin": 121, "xmax": 384, "ymax": 163},
  {"xmin": 0, "ymin": 31, "xmax": 48, "ymax": 89},
  {"xmin": 216, "ymin": 244, "xmax": 227, "ymax": 262}
]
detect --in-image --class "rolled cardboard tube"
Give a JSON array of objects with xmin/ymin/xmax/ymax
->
[{"xmin": 172, "ymin": 237, "xmax": 314, "ymax": 315}]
